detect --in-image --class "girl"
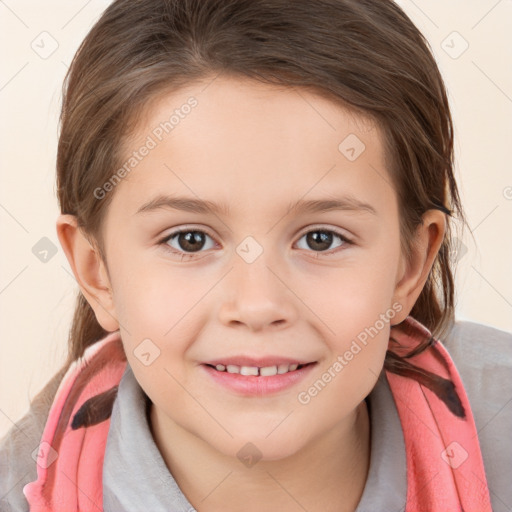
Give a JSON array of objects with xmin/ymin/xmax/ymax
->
[{"xmin": 1, "ymin": 0, "xmax": 511, "ymax": 511}]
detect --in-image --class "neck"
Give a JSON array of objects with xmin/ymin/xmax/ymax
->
[{"xmin": 149, "ymin": 399, "xmax": 371, "ymax": 512}]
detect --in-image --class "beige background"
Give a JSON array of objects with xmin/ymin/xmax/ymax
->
[{"xmin": 1, "ymin": 0, "xmax": 511, "ymax": 439}]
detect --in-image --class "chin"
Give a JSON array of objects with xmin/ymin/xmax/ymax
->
[{"xmin": 215, "ymin": 432, "xmax": 305, "ymax": 464}]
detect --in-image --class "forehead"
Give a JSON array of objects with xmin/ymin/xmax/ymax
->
[{"xmin": 108, "ymin": 75, "xmax": 395, "ymax": 219}]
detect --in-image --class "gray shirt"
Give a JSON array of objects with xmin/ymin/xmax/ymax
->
[{"xmin": 1, "ymin": 320, "xmax": 511, "ymax": 511}]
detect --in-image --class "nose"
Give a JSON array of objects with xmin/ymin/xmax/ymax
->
[{"xmin": 217, "ymin": 251, "xmax": 299, "ymax": 332}]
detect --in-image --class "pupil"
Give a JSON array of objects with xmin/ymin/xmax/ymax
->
[
  {"xmin": 308, "ymin": 231, "xmax": 332, "ymax": 251},
  {"xmin": 180, "ymin": 231, "xmax": 204, "ymax": 252}
]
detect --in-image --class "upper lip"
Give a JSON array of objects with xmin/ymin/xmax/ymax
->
[{"xmin": 203, "ymin": 356, "xmax": 316, "ymax": 367}]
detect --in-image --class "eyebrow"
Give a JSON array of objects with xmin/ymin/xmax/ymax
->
[{"xmin": 134, "ymin": 194, "xmax": 377, "ymax": 217}]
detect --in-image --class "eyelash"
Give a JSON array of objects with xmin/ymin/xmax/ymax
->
[{"xmin": 157, "ymin": 226, "xmax": 354, "ymax": 260}]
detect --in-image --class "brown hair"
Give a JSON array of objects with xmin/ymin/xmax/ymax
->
[{"xmin": 55, "ymin": 0, "xmax": 468, "ymax": 382}]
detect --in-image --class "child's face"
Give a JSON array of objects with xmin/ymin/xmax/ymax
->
[{"xmin": 99, "ymin": 75, "xmax": 410, "ymax": 460}]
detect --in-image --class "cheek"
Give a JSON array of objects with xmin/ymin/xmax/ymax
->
[
  {"xmin": 301, "ymin": 266, "xmax": 397, "ymax": 401},
  {"xmin": 301, "ymin": 323, "xmax": 390, "ymax": 416},
  {"xmin": 110, "ymin": 251, "xmax": 191, "ymax": 329},
  {"xmin": 303, "ymin": 262, "xmax": 399, "ymax": 346}
]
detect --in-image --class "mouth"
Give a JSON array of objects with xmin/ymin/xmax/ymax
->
[
  {"xmin": 200, "ymin": 361, "xmax": 318, "ymax": 396},
  {"xmin": 204, "ymin": 362, "xmax": 315, "ymax": 376}
]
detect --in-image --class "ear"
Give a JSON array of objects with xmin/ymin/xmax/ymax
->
[
  {"xmin": 391, "ymin": 209, "xmax": 447, "ymax": 324},
  {"xmin": 56, "ymin": 214, "xmax": 120, "ymax": 332}
]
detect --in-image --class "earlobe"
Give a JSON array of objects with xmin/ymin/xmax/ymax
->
[
  {"xmin": 56, "ymin": 214, "xmax": 120, "ymax": 332},
  {"xmin": 391, "ymin": 210, "xmax": 446, "ymax": 323}
]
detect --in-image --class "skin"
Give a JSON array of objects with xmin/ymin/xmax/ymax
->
[{"xmin": 57, "ymin": 75, "xmax": 445, "ymax": 511}]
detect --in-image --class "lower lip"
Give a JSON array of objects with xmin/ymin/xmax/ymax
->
[{"xmin": 201, "ymin": 363, "xmax": 317, "ymax": 396}]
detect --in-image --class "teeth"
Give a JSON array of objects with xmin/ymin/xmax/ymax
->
[
  {"xmin": 240, "ymin": 366, "xmax": 259, "ymax": 376},
  {"xmin": 260, "ymin": 366, "xmax": 278, "ymax": 376},
  {"xmin": 277, "ymin": 364, "xmax": 289, "ymax": 374},
  {"xmin": 213, "ymin": 363, "xmax": 303, "ymax": 376}
]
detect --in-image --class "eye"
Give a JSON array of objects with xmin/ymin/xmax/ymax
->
[
  {"xmin": 158, "ymin": 226, "xmax": 354, "ymax": 261},
  {"xmin": 158, "ymin": 228, "xmax": 217, "ymax": 260},
  {"xmin": 295, "ymin": 227, "xmax": 353, "ymax": 255}
]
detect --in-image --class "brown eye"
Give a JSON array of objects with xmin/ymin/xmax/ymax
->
[
  {"xmin": 306, "ymin": 231, "xmax": 333, "ymax": 251},
  {"xmin": 175, "ymin": 231, "xmax": 207, "ymax": 252},
  {"xmin": 160, "ymin": 229, "xmax": 216, "ymax": 255},
  {"xmin": 295, "ymin": 228, "xmax": 352, "ymax": 254}
]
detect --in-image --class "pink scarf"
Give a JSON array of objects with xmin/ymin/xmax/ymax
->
[{"xmin": 23, "ymin": 316, "xmax": 493, "ymax": 511}]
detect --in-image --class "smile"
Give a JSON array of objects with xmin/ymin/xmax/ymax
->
[
  {"xmin": 207, "ymin": 362, "xmax": 311, "ymax": 376},
  {"xmin": 201, "ymin": 362, "xmax": 317, "ymax": 396}
]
